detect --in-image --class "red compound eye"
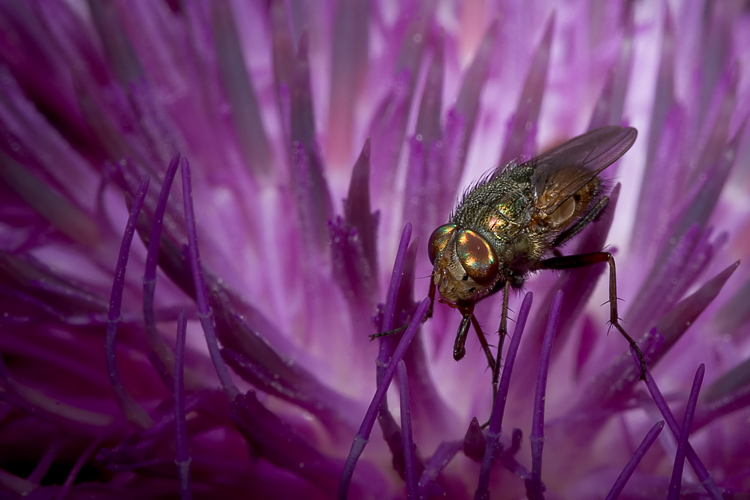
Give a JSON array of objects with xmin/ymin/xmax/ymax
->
[
  {"xmin": 428, "ymin": 224, "xmax": 456, "ymax": 265},
  {"xmin": 456, "ymin": 229, "xmax": 498, "ymax": 284}
]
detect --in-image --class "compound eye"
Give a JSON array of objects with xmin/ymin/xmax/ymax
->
[
  {"xmin": 428, "ymin": 224, "xmax": 456, "ymax": 264},
  {"xmin": 456, "ymin": 229, "xmax": 498, "ymax": 284}
]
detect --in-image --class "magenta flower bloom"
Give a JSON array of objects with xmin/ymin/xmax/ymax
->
[{"xmin": 1, "ymin": 1, "xmax": 749, "ymax": 499}]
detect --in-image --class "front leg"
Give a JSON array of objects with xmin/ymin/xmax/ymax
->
[
  {"xmin": 492, "ymin": 281, "xmax": 511, "ymax": 403},
  {"xmin": 451, "ymin": 304, "xmax": 496, "ymax": 373}
]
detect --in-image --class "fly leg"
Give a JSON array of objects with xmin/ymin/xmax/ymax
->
[
  {"xmin": 492, "ymin": 281, "xmax": 511, "ymax": 401},
  {"xmin": 453, "ymin": 303, "xmax": 496, "ymax": 374},
  {"xmin": 471, "ymin": 315, "xmax": 497, "ymax": 372},
  {"xmin": 456, "ymin": 311, "xmax": 497, "ymax": 430},
  {"xmin": 540, "ymin": 252, "xmax": 647, "ymax": 380},
  {"xmin": 453, "ymin": 316, "xmax": 471, "ymax": 360},
  {"xmin": 480, "ymin": 281, "xmax": 511, "ymax": 428}
]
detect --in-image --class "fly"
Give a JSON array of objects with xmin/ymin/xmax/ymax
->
[
  {"xmin": 425, "ymin": 125, "xmax": 645, "ymax": 398},
  {"xmin": 372, "ymin": 125, "xmax": 646, "ymax": 401}
]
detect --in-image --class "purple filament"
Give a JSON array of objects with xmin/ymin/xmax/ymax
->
[
  {"xmin": 381, "ymin": 223, "xmax": 412, "ymax": 330},
  {"xmin": 397, "ymin": 360, "xmax": 417, "ymax": 499},
  {"xmin": 174, "ymin": 309, "xmax": 192, "ymax": 500},
  {"xmin": 338, "ymin": 296, "xmax": 430, "ymax": 500},
  {"xmin": 605, "ymin": 420, "xmax": 664, "ymax": 500},
  {"xmin": 27, "ymin": 277, "xmax": 107, "ymax": 310},
  {"xmin": 105, "ymin": 176, "xmax": 154, "ymax": 429},
  {"xmin": 475, "ymin": 292, "xmax": 533, "ymax": 499},
  {"xmin": 500, "ymin": 428, "xmax": 531, "ymax": 480},
  {"xmin": 143, "ymin": 152, "xmax": 181, "ymax": 387},
  {"xmin": 104, "ymin": 457, "xmax": 174, "ymax": 472},
  {"xmin": 377, "ymin": 223, "xmax": 413, "ymax": 386},
  {"xmin": 417, "ymin": 440, "xmax": 462, "ymax": 497},
  {"xmin": 668, "ymin": 364, "xmax": 705, "ymax": 500},
  {"xmin": 632, "ymin": 348, "xmax": 722, "ymax": 500},
  {"xmin": 180, "ymin": 158, "xmax": 239, "ymax": 400},
  {"xmin": 489, "ymin": 291, "xmax": 534, "ymax": 433},
  {"xmin": 0, "ymin": 347, "xmax": 105, "ymax": 431},
  {"xmin": 527, "ymin": 289, "xmax": 563, "ymax": 499},
  {"xmin": 27, "ymin": 436, "xmax": 67, "ymax": 484},
  {"xmin": 55, "ymin": 433, "xmax": 107, "ymax": 500}
]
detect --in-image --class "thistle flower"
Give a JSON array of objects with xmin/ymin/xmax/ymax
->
[{"xmin": 0, "ymin": 1, "xmax": 749, "ymax": 499}]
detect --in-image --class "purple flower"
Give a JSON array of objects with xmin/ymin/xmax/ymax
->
[{"xmin": 0, "ymin": 1, "xmax": 749, "ymax": 499}]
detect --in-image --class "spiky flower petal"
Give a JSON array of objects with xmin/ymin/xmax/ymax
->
[{"xmin": 0, "ymin": 2, "xmax": 749, "ymax": 499}]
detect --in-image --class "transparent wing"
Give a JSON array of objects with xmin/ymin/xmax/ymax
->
[{"xmin": 528, "ymin": 125, "xmax": 637, "ymax": 215}]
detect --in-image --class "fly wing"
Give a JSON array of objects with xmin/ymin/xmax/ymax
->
[{"xmin": 529, "ymin": 126, "xmax": 637, "ymax": 215}]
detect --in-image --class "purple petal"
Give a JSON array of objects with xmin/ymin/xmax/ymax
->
[
  {"xmin": 368, "ymin": 70, "xmax": 413, "ymax": 201},
  {"xmin": 588, "ymin": 4, "xmax": 634, "ymax": 129},
  {"xmin": 270, "ymin": 0, "xmax": 295, "ymax": 102},
  {"xmin": 211, "ymin": 0, "xmax": 272, "ymax": 176},
  {"xmin": 669, "ymin": 114, "xmax": 743, "ymax": 249},
  {"xmin": 691, "ymin": 63, "xmax": 738, "ymax": 184},
  {"xmin": 289, "ymin": 34, "xmax": 334, "ymax": 254},
  {"xmin": 500, "ymin": 14, "xmax": 554, "ymax": 164},
  {"xmin": 326, "ymin": 0, "xmax": 370, "ymax": 164},
  {"xmin": 415, "ymin": 31, "xmax": 444, "ymax": 143},
  {"xmin": 343, "ymin": 139, "xmax": 379, "ymax": 277},
  {"xmin": 330, "ymin": 140, "xmax": 380, "ymax": 329},
  {"xmin": 0, "ymin": 153, "xmax": 101, "ymax": 246},
  {"xmin": 715, "ymin": 271, "xmax": 750, "ymax": 336},
  {"xmin": 631, "ymin": 104, "xmax": 687, "ymax": 260},
  {"xmin": 693, "ymin": 356, "xmax": 750, "ymax": 431},
  {"xmin": 220, "ymin": 344, "xmax": 363, "ymax": 437},
  {"xmin": 230, "ymin": 391, "xmax": 343, "ymax": 497},
  {"xmin": 640, "ymin": 5, "xmax": 675, "ymax": 187},
  {"xmin": 446, "ymin": 19, "xmax": 498, "ymax": 189}
]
